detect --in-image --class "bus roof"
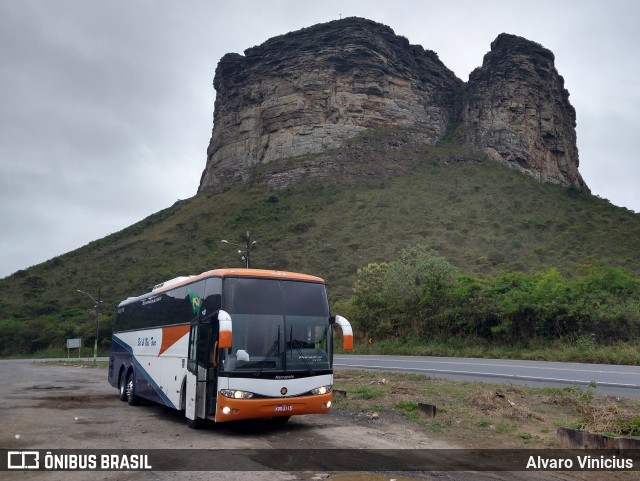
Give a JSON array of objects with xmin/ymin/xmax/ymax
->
[
  {"xmin": 120, "ymin": 268, "xmax": 325, "ymax": 306},
  {"xmin": 201, "ymin": 268, "xmax": 324, "ymax": 283}
]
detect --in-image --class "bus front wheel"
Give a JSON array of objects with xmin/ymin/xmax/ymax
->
[
  {"xmin": 187, "ymin": 416, "xmax": 204, "ymax": 429},
  {"xmin": 271, "ymin": 416, "xmax": 291, "ymax": 425}
]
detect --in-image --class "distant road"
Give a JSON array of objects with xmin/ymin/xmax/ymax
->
[
  {"xmin": 18, "ymin": 355, "xmax": 640, "ymax": 398},
  {"xmin": 334, "ymin": 354, "xmax": 640, "ymax": 399}
]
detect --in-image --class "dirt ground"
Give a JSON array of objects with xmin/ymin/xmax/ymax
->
[
  {"xmin": 332, "ymin": 369, "xmax": 640, "ymax": 450},
  {"xmin": 0, "ymin": 360, "xmax": 634, "ymax": 481}
]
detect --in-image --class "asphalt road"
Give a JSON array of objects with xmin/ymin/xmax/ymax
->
[{"xmin": 334, "ymin": 355, "xmax": 640, "ymax": 399}]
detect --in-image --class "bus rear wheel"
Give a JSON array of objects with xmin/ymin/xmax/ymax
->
[
  {"xmin": 126, "ymin": 370, "xmax": 140, "ymax": 406},
  {"xmin": 118, "ymin": 370, "xmax": 127, "ymax": 402}
]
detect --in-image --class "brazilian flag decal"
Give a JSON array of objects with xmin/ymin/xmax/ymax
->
[{"xmin": 188, "ymin": 290, "xmax": 202, "ymax": 315}]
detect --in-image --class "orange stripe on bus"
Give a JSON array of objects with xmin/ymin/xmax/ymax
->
[{"xmin": 158, "ymin": 325, "xmax": 190, "ymax": 356}]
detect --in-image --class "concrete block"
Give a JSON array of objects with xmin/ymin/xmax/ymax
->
[{"xmin": 417, "ymin": 402, "xmax": 436, "ymax": 419}]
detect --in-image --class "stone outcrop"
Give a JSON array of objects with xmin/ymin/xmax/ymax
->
[
  {"xmin": 463, "ymin": 33, "xmax": 588, "ymax": 190},
  {"xmin": 198, "ymin": 18, "xmax": 588, "ymax": 193}
]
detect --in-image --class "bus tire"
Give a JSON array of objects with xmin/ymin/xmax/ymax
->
[
  {"xmin": 187, "ymin": 416, "xmax": 204, "ymax": 429},
  {"xmin": 118, "ymin": 369, "xmax": 127, "ymax": 402},
  {"xmin": 271, "ymin": 416, "xmax": 291, "ymax": 425},
  {"xmin": 126, "ymin": 370, "xmax": 140, "ymax": 406}
]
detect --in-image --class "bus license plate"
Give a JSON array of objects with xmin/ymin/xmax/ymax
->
[{"xmin": 275, "ymin": 404, "xmax": 293, "ymax": 412}]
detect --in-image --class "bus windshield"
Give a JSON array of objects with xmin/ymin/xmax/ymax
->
[{"xmin": 221, "ymin": 277, "xmax": 331, "ymax": 374}]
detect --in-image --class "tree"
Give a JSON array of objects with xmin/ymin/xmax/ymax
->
[{"xmin": 350, "ymin": 245, "xmax": 459, "ymax": 337}]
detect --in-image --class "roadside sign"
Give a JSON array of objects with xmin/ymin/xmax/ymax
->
[{"xmin": 67, "ymin": 338, "xmax": 82, "ymax": 358}]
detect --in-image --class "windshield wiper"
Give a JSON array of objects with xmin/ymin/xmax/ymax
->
[
  {"xmin": 289, "ymin": 325, "xmax": 314, "ymax": 375},
  {"xmin": 256, "ymin": 327, "xmax": 280, "ymax": 377}
]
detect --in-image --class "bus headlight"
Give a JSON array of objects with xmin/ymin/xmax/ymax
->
[
  {"xmin": 311, "ymin": 385, "xmax": 332, "ymax": 395},
  {"xmin": 221, "ymin": 389, "xmax": 255, "ymax": 399}
]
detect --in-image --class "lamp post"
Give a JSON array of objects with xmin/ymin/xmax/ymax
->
[
  {"xmin": 77, "ymin": 289, "xmax": 101, "ymax": 365},
  {"xmin": 221, "ymin": 231, "xmax": 257, "ymax": 268}
]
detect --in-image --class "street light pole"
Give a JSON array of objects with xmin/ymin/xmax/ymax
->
[
  {"xmin": 243, "ymin": 231, "xmax": 255, "ymax": 268},
  {"xmin": 221, "ymin": 231, "xmax": 257, "ymax": 268},
  {"xmin": 77, "ymin": 289, "xmax": 101, "ymax": 365}
]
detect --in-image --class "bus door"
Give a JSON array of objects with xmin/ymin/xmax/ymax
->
[{"xmin": 185, "ymin": 321, "xmax": 218, "ymax": 424}]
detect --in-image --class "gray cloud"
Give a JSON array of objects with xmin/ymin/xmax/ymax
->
[{"xmin": 1, "ymin": 0, "xmax": 638, "ymax": 277}]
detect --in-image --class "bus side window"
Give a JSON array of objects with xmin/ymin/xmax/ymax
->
[
  {"xmin": 203, "ymin": 278, "xmax": 222, "ymax": 316},
  {"xmin": 167, "ymin": 286, "xmax": 188, "ymax": 325}
]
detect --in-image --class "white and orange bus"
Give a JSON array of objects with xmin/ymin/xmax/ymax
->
[{"xmin": 108, "ymin": 268, "xmax": 353, "ymax": 428}]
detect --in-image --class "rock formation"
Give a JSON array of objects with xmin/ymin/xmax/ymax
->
[
  {"xmin": 463, "ymin": 33, "xmax": 588, "ymax": 189},
  {"xmin": 198, "ymin": 18, "xmax": 588, "ymax": 193}
]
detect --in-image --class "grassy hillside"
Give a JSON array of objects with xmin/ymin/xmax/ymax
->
[{"xmin": 1, "ymin": 142, "xmax": 639, "ymax": 355}]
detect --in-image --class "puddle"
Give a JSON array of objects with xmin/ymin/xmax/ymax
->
[
  {"xmin": 35, "ymin": 394, "xmax": 114, "ymax": 410},
  {"xmin": 329, "ymin": 475, "xmax": 421, "ymax": 481},
  {"xmin": 30, "ymin": 385, "xmax": 68, "ymax": 390}
]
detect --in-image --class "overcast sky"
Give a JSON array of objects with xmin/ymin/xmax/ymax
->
[{"xmin": 1, "ymin": 0, "xmax": 638, "ymax": 278}]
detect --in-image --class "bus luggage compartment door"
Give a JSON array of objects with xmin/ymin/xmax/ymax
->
[{"xmin": 185, "ymin": 369, "xmax": 197, "ymax": 420}]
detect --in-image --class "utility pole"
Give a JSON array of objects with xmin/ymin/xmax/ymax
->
[
  {"xmin": 77, "ymin": 289, "xmax": 101, "ymax": 365},
  {"xmin": 243, "ymin": 231, "xmax": 254, "ymax": 268}
]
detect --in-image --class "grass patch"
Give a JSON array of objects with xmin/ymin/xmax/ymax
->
[
  {"xmin": 35, "ymin": 360, "xmax": 109, "ymax": 368},
  {"xmin": 5, "ymin": 347, "xmax": 110, "ymax": 360},
  {"xmin": 394, "ymin": 401, "xmax": 418, "ymax": 412},
  {"xmin": 350, "ymin": 386, "xmax": 386, "ymax": 400},
  {"xmin": 350, "ymin": 337, "xmax": 640, "ymax": 365}
]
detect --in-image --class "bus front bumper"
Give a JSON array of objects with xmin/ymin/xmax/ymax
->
[{"xmin": 213, "ymin": 392, "xmax": 333, "ymax": 423}]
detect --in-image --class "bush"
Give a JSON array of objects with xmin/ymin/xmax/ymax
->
[
  {"xmin": 343, "ymin": 247, "xmax": 640, "ymax": 344},
  {"xmin": 348, "ymin": 245, "xmax": 459, "ymax": 338}
]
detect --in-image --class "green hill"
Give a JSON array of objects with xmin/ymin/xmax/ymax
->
[{"xmin": 1, "ymin": 137, "xmax": 639, "ymax": 356}]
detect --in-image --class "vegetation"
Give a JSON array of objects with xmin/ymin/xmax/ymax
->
[
  {"xmin": 36, "ymin": 359, "xmax": 109, "ymax": 368},
  {"xmin": 335, "ymin": 245, "xmax": 640, "ymax": 363},
  {"xmin": 333, "ymin": 370, "xmax": 640, "ymax": 448},
  {"xmin": 348, "ymin": 337, "xmax": 640, "ymax": 365},
  {"xmin": 0, "ymin": 134, "xmax": 639, "ymax": 357}
]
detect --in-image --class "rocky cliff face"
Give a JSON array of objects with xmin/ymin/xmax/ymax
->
[
  {"xmin": 199, "ymin": 18, "xmax": 588, "ymax": 193},
  {"xmin": 463, "ymin": 33, "xmax": 588, "ymax": 189}
]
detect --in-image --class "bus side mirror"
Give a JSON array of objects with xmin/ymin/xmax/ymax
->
[
  {"xmin": 218, "ymin": 310, "xmax": 232, "ymax": 349},
  {"xmin": 333, "ymin": 315, "xmax": 353, "ymax": 351}
]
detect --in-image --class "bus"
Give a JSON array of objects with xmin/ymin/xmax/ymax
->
[{"xmin": 108, "ymin": 268, "xmax": 353, "ymax": 428}]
